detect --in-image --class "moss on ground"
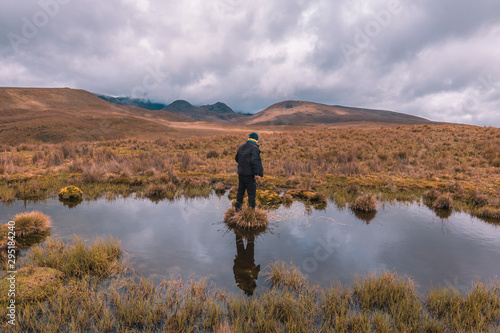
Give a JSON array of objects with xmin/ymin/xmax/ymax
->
[{"xmin": 0, "ymin": 266, "xmax": 64, "ymax": 303}]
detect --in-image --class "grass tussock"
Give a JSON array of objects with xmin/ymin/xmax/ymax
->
[
  {"xmin": 432, "ymin": 193, "xmax": 454, "ymax": 210},
  {"xmin": 143, "ymin": 183, "xmax": 176, "ymax": 201},
  {"xmin": 423, "ymin": 188, "xmax": 441, "ymax": 202},
  {"xmin": 9, "ymin": 210, "xmax": 51, "ymax": 238},
  {"xmin": 351, "ymin": 194, "xmax": 378, "ymax": 212},
  {"xmin": 427, "ymin": 283, "xmax": 500, "ymax": 332},
  {"xmin": 281, "ymin": 193, "xmax": 293, "ymax": 207},
  {"xmin": 213, "ymin": 182, "xmax": 226, "ymax": 195},
  {"xmin": 265, "ymin": 261, "xmax": 308, "ymax": 291},
  {"xmin": 353, "ymin": 272, "xmax": 422, "ymax": 330},
  {"xmin": 27, "ymin": 235, "xmax": 123, "ymax": 278},
  {"xmin": 224, "ymin": 206, "xmax": 268, "ymax": 230},
  {"xmin": 0, "ymin": 211, "xmax": 52, "ymax": 265},
  {"xmin": 475, "ymin": 206, "xmax": 500, "ymax": 220}
]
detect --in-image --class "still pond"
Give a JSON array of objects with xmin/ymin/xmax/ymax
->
[{"xmin": 1, "ymin": 194, "xmax": 499, "ymax": 296}]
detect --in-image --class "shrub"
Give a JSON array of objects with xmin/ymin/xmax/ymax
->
[{"xmin": 351, "ymin": 194, "xmax": 378, "ymax": 212}]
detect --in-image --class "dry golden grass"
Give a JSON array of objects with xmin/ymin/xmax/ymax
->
[
  {"xmin": 0, "ymin": 124, "xmax": 499, "ymax": 220},
  {"xmin": 1, "ymin": 239, "xmax": 500, "ymax": 332},
  {"xmin": 224, "ymin": 206, "xmax": 269, "ymax": 229},
  {"xmin": 10, "ymin": 211, "xmax": 52, "ymax": 238},
  {"xmin": 432, "ymin": 193, "xmax": 454, "ymax": 210},
  {"xmin": 351, "ymin": 194, "xmax": 378, "ymax": 212},
  {"xmin": 0, "ymin": 211, "xmax": 52, "ymax": 264}
]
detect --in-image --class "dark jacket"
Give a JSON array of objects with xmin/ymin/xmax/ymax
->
[{"xmin": 235, "ymin": 141, "xmax": 264, "ymax": 177}]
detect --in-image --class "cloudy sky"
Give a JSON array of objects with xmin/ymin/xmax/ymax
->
[{"xmin": 1, "ymin": 0, "xmax": 499, "ymax": 126}]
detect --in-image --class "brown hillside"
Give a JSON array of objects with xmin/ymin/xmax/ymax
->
[
  {"xmin": 242, "ymin": 100, "xmax": 433, "ymax": 126},
  {"xmin": 0, "ymin": 87, "xmax": 196, "ymax": 144}
]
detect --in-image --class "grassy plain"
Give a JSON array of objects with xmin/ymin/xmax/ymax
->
[{"xmin": 0, "ymin": 124, "xmax": 498, "ymax": 221}]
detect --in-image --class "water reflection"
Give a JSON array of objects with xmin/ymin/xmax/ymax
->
[
  {"xmin": 433, "ymin": 208, "xmax": 453, "ymax": 219},
  {"xmin": 351, "ymin": 209, "xmax": 377, "ymax": 223},
  {"xmin": 233, "ymin": 230, "xmax": 260, "ymax": 296},
  {"xmin": 422, "ymin": 201, "xmax": 454, "ymax": 220},
  {"xmin": 59, "ymin": 198, "xmax": 83, "ymax": 209}
]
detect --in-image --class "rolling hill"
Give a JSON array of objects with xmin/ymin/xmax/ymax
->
[
  {"xmin": 242, "ymin": 100, "xmax": 433, "ymax": 126},
  {"xmin": 0, "ymin": 87, "xmax": 193, "ymax": 144},
  {"xmin": 0, "ymin": 88, "xmax": 439, "ymax": 144}
]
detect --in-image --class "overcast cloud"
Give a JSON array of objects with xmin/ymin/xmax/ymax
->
[{"xmin": 1, "ymin": 0, "xmax": 499, "ymax": 126}]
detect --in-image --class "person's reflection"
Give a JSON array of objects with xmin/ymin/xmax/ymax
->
[{"xmin": 233, "ymin": 230, "xmax": 260, "ymax": 296}]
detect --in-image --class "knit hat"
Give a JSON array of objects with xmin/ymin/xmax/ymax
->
[{"xmin": 249, "ymin": 132, "xmax": 259, "ymax": 140}]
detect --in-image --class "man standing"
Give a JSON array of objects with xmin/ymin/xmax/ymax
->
[{"xmin": 235, "ymin": 132, "xmax": 264, "ymax": 211}]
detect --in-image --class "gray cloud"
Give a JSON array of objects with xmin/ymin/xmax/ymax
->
[{"xmin": 1, "ymin": 0, "xmax": 499, "ymax": 126}]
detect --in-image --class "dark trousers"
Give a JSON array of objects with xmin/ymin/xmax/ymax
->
[{"xmin": 236, "ymin": 175, "xmax": 256, "ymax": 209}]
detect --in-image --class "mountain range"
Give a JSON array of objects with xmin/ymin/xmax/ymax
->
[
  {"xmin": 0, "ymin": 87, "xmax": 435, "ymax": 144},
  {"xmin": 96, "ymin": 94, "xmax": 432, "ymax": 126},
  {"xmin": 162, "ymin": 100, "xmax": 244, "ymax": 123}
]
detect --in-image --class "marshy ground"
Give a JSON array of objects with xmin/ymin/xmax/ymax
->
[
  {"xmin": 0, "ymin": 236, "xmax": 499, "ymax": 332},
  {"xmin": 0, "ymin": 124, "xmax": 498, "ymax": 221},
  {"xmin": 0, "ymin": 124, "xmax": 499, "ymax": 331}
]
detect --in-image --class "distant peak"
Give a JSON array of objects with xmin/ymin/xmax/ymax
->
[
  {"xmin": 170, "ymin": 100, "xmax": 193, "ymax": 107},
  {"xmin": 268, "ymin": 100, "xmax": 308, "ymax": 109},
  {"xmin": 200, "ymin": 102, "xmax": 234, "ymax": 114}
]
